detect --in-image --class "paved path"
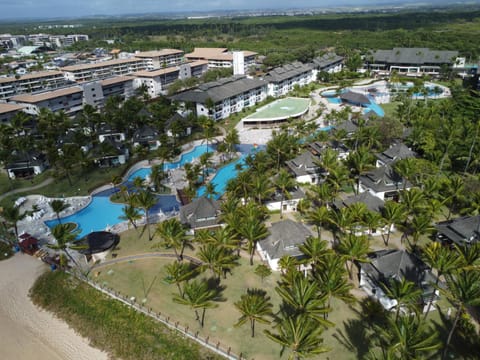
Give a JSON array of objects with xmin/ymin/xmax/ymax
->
[
  {"xmin": 0, "ymin": 177, "xmax": 54, "ymax": 201},
  {"xmin": 90, "ymin": 252, "xmax": 203, "ymax": 270}
]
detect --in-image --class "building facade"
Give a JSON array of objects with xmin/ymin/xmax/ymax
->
[{"xmin": 62, "ymin": 58, "xmax": 147, "ymax": 82}]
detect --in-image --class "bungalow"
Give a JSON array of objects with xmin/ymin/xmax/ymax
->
[
  {"xmin": 132, "ymin": 125, "xmax": 160, "ymax": 151},
  {"xmin": 179, "ymin": 196, "xmax": 222, "ymax": 234},
  {"xmin": 97, "ymin": 123, "xmax": 126, "ymax": 143},
  {"xmin": 435, "ymin": 215, "xmax": 480, "ymax": 246},
  {"xmin": 309, "ymin": 140, "xmax": 350, "ymax": 160},
  {"xmin": 376, "ymin": 142, "xmax": 417, "ymax": 167},
  {"xmin": 285, "ymin": 151, "xmax": 324, "ymax": 184},
  {"xmin": 165, "ymin": 113, "xmax": 192, "ymax": 138},
  {"xmin": 91, "ymin": 138, "xmax": 129, "ymax": 167},
  {"xmin": 359, "ymin": 165, "xmax": 411, "ymax": 201},
  {"xmin": 359, "ymin": 249, "xmax": 438, "ymax": 313},
  {"xmin": 265, "ymin": 187, "xmax": 305, "ymax": 213},
  {"xmin": 256, "ymin": 219, "xmax": 312, "ymax": 271},
  {"xmin": 6, "ymin": 150, "xmax": 47, "ymax": 179}
]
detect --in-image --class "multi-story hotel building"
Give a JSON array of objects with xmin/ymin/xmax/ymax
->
[
  {"xmin": 0, "ymin": 71, "xmax": 69, "ymax": 99},
  {"xmin": 62, "ymin": 58, "xmax": 147, "ymax": 82},
  {"xmin": 0, "ymin": 103, "xmax": 26, "ymax": 125},
  {"xmin": 134, "ymin": 49, "xmax": 184, "ymax": 70},
  {"xmin": 264, "ymin": 62, "xmax": 315, "ymax": 97},
  {"xmin": 185, "ymin": 48, "xmax": 257, "ymax": 73},
  {"xmin": 9, "ymin": 86, "xmax": 84, "ymax": 116},
  {"xmin": 82, "ymin": 76, "xmax": 135, "ymax": 108},
  {"xmin": 171, "ymin": 75, "xmax": 267, "ymax": 121}
]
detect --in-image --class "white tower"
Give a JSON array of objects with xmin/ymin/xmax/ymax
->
[{"xmin": 233, "ymin": 51, "xmax": 245, "ymax": 75}]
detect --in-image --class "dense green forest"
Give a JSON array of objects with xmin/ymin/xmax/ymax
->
[{"xmin": 2, "ymin": 6, "xmax": 480, "ymax": 62}]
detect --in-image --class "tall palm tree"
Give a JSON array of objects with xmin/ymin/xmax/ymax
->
[
  {"xmin": 264, "ymin": 315, "xmax": 330, "ymax": 360},
  {"xmin": 274, "ymin": 169, "xmax": 296, "ymax": 219},
  {"xmin": 336, "ymin": 233, "xmax": 371, "ymax": 280},
  {"xmin": 234, "ymin": 288, "xmax": 273, "ymax": 338},
  {"xmin": 164, "ymin": 260, "xmax": 196, "ymax": 297},
  {"xmin": 381, "ymin": 201, "xmax": 406, "ymax": 246},
  {"xmin": 134, "ymin": 190, "xmax": 157, "ymax": 240},
  {"xmin": 119, "ymin": 205, "xmax": 142, "ymax": 230},
  {"xmin": 299, "ymin": 236, "xmax": 330, "ymax": 270},
  {"xmin": 204, "ymin": 182, "xmax": 217, "ymax": 199},
  {"xmin": 173, "ymin": 279, "xmax": 219, "ymax": 328},
  {"xmin": 155, "ymin": 218, "xmax": 190, "ymax": 261},
  {"xmin": 197, "ymin": 243, "xmax": 238, "ymax": 281},
  {"xmin": 251, "ymin": 174, "xmax": 274, "ymax": 205},
  {"xmin": 49, "ymin": 199, "xmax": 70, "ymax": 224},
  {"xmin": 440, "ymin": 270, "xmax": 480, "ymax": 360},
  {"xmin": 421, "ymin": 242, "xmax": 460, "ymax": 318},
  {"xmin": 48, "ymin": 223, "xmax": 84, "ymax": 269},
  {"xmin": 381, "ymin": 277, "xmax": 422, "ymax": 321},
  {"xmin": 346, "ymin": 146, "xmax": 375, "ymax": 194},
  {"xmin": 276, "ymin": 271, "xmax": 332, "ymax": 325},
  {"xmin": 1, "ymin": 205, "xmax": 27, "ymax": 241},
  {"xmin": 406, "ymin": 214, "xmax": 434, "ymax": 250},
  {"xmin": 372, "ymin": 313, "xmax": 441, "ymax": 360},
  {"xmin": 239, "ymin": 218, "xmax": 269, "ymax": 266},
  {"xmin": 305, "ymin": 206, "xmax": 330, "ymax": 238},
  {"xmin": 199, "ymin": 151, "xmax": 213, "ymax": 181},
  {"xmin": 224, "ymin": 128, "xmax": 240, "ymax": 160}
]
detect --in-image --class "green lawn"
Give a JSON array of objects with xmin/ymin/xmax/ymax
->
[{"xmin": 244, "ymin": 97, "xmax": 311, "ymax": 120}]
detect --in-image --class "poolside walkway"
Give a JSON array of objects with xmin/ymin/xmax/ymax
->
[{"xmin": 90, "ymin": 252, "xmax": 203, "ymax": 270}]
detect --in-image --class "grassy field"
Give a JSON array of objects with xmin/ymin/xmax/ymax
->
[{"xmin": 30, "ymin": 270, "xmax": 222, "ymax": 360}]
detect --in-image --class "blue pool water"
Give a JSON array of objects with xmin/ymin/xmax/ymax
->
[
  {"xmin": 197, "ymin": 157, "xmax": 246, "ymax": 199},
  {"xmin": 365, "ymin": 101, "xmax": 385, "ymax": 117},
  {"xmin": 327, "ymin": 98, "xmax": 342, "ymax": 104},
  {"xmin": 127, "ymin": 144, "xmax": 215, "ymax": 182}
]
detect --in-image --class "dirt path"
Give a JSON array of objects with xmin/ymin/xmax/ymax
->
[{"xmin": 0, "ymin": 177, "xmax": 54, "ymax": 201}]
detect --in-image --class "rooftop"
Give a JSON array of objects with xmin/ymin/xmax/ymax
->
[
  {"xmin": 0, "ymin": 102, "xmax": 26, "ymax": 114},
  {"xmin": 134, "ymin": 49, "xmax": 184, "ymax": 58},
  {"xmin": 264, "ymin": 61, "xmax": 313, "ymax": 83},
  {"xmin": 371, "ymin": 47, "xmax": 459, "ymax": 65},
  {"xmin": 61, "ymin": 58, "xmax": 143, "ymax": 72},
  {"xmin": 436, "ymin": 215, "xmax": 480, "ymax": 246},
  {"xmin": 133, "ymin": 67, "xmax": 180, "ymax": 78},
  {"xmin": 0, "ymin": 70, "xmax": 65, "ymax": 84},
  {"xmin": 9, "ymin": 86, "xmax": 83, "ymax": 103},
  {"xmin": 100, "ymin": 76, "xmax": 134, "ymax": 86}
]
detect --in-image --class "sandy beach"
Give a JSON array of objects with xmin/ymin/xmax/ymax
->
[{"xmin": 0, "ymin": 253, "xmax": 109, "ymax": 360}]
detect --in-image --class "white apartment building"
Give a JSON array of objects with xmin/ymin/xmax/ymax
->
[
  {"xmin": 264, "ymin": 62, "xmax": 315, "ymax": 97},
  {"xmin": 134, "ymin": 49, "xmax": 184, "ymax": 69},
  {"xmin": 0, "ymin": 103, "xmax": 26, "ymax": 125},
  {"xmin": 9, "ymin": 86, "xmax": 84, "ymax": 116},
  {"xmin": 0, "ymin": 71, "xmax": 69, "ymax": 99},
  {"xmin": 185, "ymin": 48, "xmax": 257, "ymax": 73},
  {"xmin": 62, "ymin": 58, "xmax": 147, "ymax": 82},
  {"xmin": 171, "ymin": 75, "xmax": 267, "ymax": 121},
  {"xmin": 83, "ymin": 76, "xmax": 135, "ymax": 108}
]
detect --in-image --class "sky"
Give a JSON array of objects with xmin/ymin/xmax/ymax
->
[{"xmin": 0, "ymin": 0, "xmax": 435, "ymax": 20}]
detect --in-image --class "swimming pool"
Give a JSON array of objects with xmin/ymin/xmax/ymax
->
[
  {"xmin": 196, "ymin": 157, "xmax": 245, "ymax": 199},
  {"xmin": 365, "ymin": 101, "xmax": 385, "ymax": 117},
  {"xmin": 127, "ymin": 144, "xmax": 215, "ymax": 182},
  {"xmin": 327, "ymin": 98, "xmax": 342, "ymax": 104}
]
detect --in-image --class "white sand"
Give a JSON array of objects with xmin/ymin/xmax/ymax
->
[{"xmin": 0, "ymin": 254, "xmax": 109, "ymax": 360}]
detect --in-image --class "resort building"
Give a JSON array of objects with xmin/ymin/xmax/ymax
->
[
  {"xmin": 359, "ymin": 165, "xmax": 411, "ymax": 201},
  {"xmin": 375, "ymin": 142, "xmax": 417, "ymax": 167},
  {"xmin": 311, "ymin": 52, "xmax": 344, "ymax": 74},
  {"xmin": 435, "ymin": 215, "xmax": 480, "ymax": 246},
  {"xmin": 364, "ymin": 47, "xmax": 461, "ymax": 77},
  {"xmin": 179, "ymin": 196, "xmax": 222, "ymax": 234},
  {"xmin": 6, "ymin": 150, "xmax": 47, "ymax": 179},
  {"xmin": 309, "ymin": 140, "xmax": 350, "ymax": 161},
  {"xmin": 185, "ymin": 47, "xmax": 257, "ymax": 74},
  {"xmin": 8, "ymin": 85, "xmax": 84, "ymax": 116},
  {"xmin": 359, "ymin": 249, "xmax": 438, "ymax": 313},
  {"xmin": 82, "ymin": 76, "xmax": 135, "ymax": 108},
  {"xmin": 0, "ymin": 71, "xmax": 70, "ymax": 99},
  {"xmin": 264, "ymin": 61, "xmax": 315, "ymax": 97},
  {"xmin": 265, "ymin": 188, "xmax": 305, "ymax": 213},
  {"xmin": 97, "ymin": 123, "xmax": 126, "ymax": 143},
  {"xmin": 285, "ymin": 151, "xmax": 325, "ymax": 184},
  {"xmin": 257, "ymin": 219, "xmax": 312, "ymax": 271},
  {"xmin": 91, "ymin": 137, "xmax": 129, "ymax": 167},
  {"xmin": 133, "ymin": 49, "xmax": 184, "ymax": 69},
  {"xmin": 171, "ymin": 75, "xmax": 267, "ymax": 121},
  {"xmin": 78, "ymin": 231, "xmax": 120, "ymax": 263},
  {"xmin": 62, "ymin": 58, "xmax": 147, "ymax": 82},
  {"xmin": 0, "ymin": 103, "xmax": 26, "ymax": 125},
  {"xmin": 132, "ymin": 125, "xmax": 161, "ymax": 151}
]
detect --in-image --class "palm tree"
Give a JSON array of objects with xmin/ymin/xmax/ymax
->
[
  {"xmin": 421, "ymin": 242, "xmax": 460, "ymax": 318},
  {"xmin": 254, "ymin": 264, "xmax": 272, "ymax": 283},
  {"xmin": 164, "ymin": 260, "xmax": 196, "ymax": 297},
  {"xmin": 299, "ymin": 236, "xmax": 330, "ymax": 270},
  {"xmin": 150, "ymin": 164, "xmax": 166, "ymax": 192},
  {"xmin": 373, "ymin": 313, "xmax": 441, "ymax": 360},
  {"xmin": 394, "ymin": 158, "xmax": 417, "ymax": 191},
  {"xmin": 48, "ymin": 223, "xmax": 84, "ymax": 269},
  {"xmin": 234, "ymin": 288, "xmax": 273, "ymax": 337},
  {"xmin": 275, "ymin": 169, "xmax": 297, "ymax": 219},
  {"xmin": 456, "ymin": 242, "xmax": 480, "ymax": 269},
  {"xmin": 239, "ymin": 218, "xmax": 269, "ymax": 266},
  {"xmin": 278, "ymin": 255, "xmax": 299, "ymax": 274},
  {"xmin": 204, "ymin": 182, "xmax": 217, "ymax": 199},
  {"xmin": 440, "ymin": 270, "xmax": 480, "ymax": 360},
  {"xmin": 336, "ymin": 233, "xmax": 371, "ymax": 280},
  {"xmin": 155, "ymin": 218, "xmax": 190, "ymax": 261},
  {"xmin": 173, "ymin": 279, "xmax": 219, "ymax": 328},
  {"xmin": 197, "ymin": 243, "xmax": 238, "ymax": 281},
  {"xmin": 134, "ymin": 190, "xmax": 157, "ymax": 240},
  {"xmin": 224, "ymin": 128, "xmax": 240, "ymax": 160},
  {"xmin": 381, "ymin": 201, "xmax": 406, "ymax": 246},
  {"xmin": 251, "ymin": 174, "xmax": 274, "ymax": 205},
  {"xmin": 314, "ymin": 252, "xmax": 354, "ymax": 314},
  {"xmin": 305, "ymin": 206, "xmax": 330, "ymax": 238},
  {"xmin": 1, "ymin": 205, "xmax": 27, "ymax": 241},
  {"xmin": 199, "ymin": 151, "xmax": 213, "ymax": 181},
  {"xmin": 264, "ymin": 315, "xmax": 330, "ymax": 360},
  {"xmin": 119, "ymin": 205, "xmax": 142, "ymax": 230},
  {"xmin": 346, "ymin": 146, "xmax": 374, "ymax": 194},
  {"xmin": 381, "ymin": 277, "xmax": 422, "ymax": 321},
  {"xmin": 276, "ymin": 271, "xmax": 332, "ymax": 325},
  {"xmin": 49, "ymin": 199, "xmax": 70, "ymax": 224},
  {"xmin": 406, "ymin": 214, "xmax": 434, "ymax": 250}
]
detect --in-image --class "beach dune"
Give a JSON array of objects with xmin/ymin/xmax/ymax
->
[{"xmin": 0, "ymin": 253, "xmax": 108, "ymax": 360}]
